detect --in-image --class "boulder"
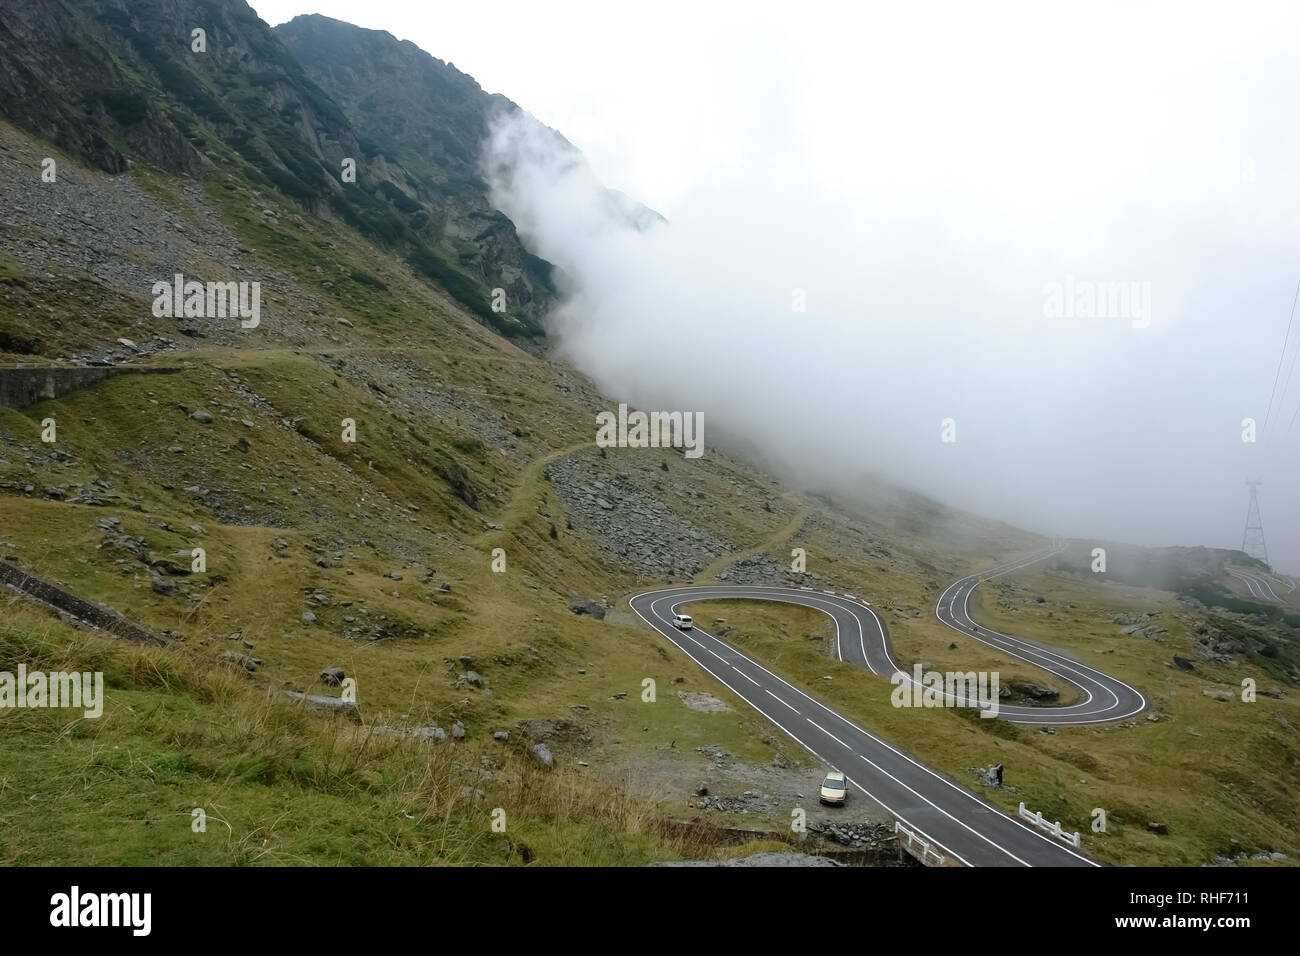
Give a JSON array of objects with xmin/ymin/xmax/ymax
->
[
  {"xmin": 151, "ymin": 577, "xmax": 179, "ymax": 596},
  {"xmin": 283, "ymin": 691, "xmax": 361, "ymax": 723},
  {"xmin": 1008, "ymin": 680, "xmax": 1059, "ymax": 700},
  {"xmin": 218, "ymin": 650, "xmax": 261, "ymax": 672},
  {"xmin": 531, "ymin": 743, "xmax": 554, "ymax": 768},
  {"xmin": 569, "ymin": 600, "xmax": 605, "ymax": 620}
]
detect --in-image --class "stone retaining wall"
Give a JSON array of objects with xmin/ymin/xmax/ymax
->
[
  {"xmin": 0, "ymin": 559, "xmax": 166, "ymax": 646},
  {"xmin": 0, "ymin": 365, "xmax": 180, "ymax": 410}
]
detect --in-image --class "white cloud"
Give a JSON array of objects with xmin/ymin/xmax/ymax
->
[{"xmin": 254, "ymin": 0, "xmax": 1300, "ymax": 571}]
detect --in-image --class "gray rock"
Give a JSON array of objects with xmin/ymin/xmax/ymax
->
[
  {"xmin": 651, "ymin": 852, "xmax": 843, "ymax": 867},
  {"xmin": 190, "ymin": 410, "xmax": 213, "ymax": 424},
  {"xmin": 569, "ymin": 600, "xmax": 605, "ymax": 620},
  {"xmin": 493, "ymin": 731, "xmax": 509, "ymax": 741},
  {"xmin": 151, "ymin": 577, "xmax": 179, "ymax": 596},
  {"xmin": 531, "ymin": 743, "xmax": 554, "ymax": 768},
  {"xmin": 301, "ymin": 610, "xmax": 316, "ymax": 625},
  {"xmin": 283, "ymin": 691, "xmax": 361, "ymax": 723},
  {"xmin": 678, "ymin": 690, "xmax": 733, "ymax": 713},
  {"xmin": 1121, "ymin": 622, "xmax": 1166, "ymax": 640},
  {"xmin": 319, "ymin": 667, "xmax": 345, "ymax": 686},
  {"xmin": 1008, "ymin": 680, "xmax": 1059, "ymax": 700},
  {"xmin": 218, "ymin": 650, "xmax": 262, "ymax": 672},
  {"xmin": 451, "ymin": 721, "xmax": 466, "ymax": 739}
]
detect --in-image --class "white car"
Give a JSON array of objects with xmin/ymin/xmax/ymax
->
[
  {"xmin": 671, "ymin": 613, "xmax": 693, "ymax": 630},
  {"xmin": 819, "ymin": 770, "xmax": 847, "ymax": 805}
]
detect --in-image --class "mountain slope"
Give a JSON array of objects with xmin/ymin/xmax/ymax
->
[
  {"xmin": 0, "ymin": 4, "xmax": 1296, "ymax": 868},
  {"xmin": 273, "ymin": 14, "xmax": 662, "ymax": 305},
  {"xmin": 0, "ymin": 0, "xmax": 551, "ymax": 336}
]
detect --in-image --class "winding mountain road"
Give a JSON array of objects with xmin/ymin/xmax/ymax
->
[
  {"xmin": 1228, "ymin": 568, "xmax": 1284, "ymax": 603},
  {"xmin": 935, "ymin": 551, "xmax": 1147, "ymax": 725},
  {"xmin": 630, "ymin": 548, "xmax": 1145, "ymax": 867}
]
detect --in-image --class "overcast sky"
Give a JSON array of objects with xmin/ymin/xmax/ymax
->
[{"xmin": 252, "ymin": 0, "xmax": 1300, "ymax": 574}]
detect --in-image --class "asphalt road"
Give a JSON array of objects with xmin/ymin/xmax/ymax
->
[
  {"xmin": 629, "ymin": 549, "xmax": 1145, "ymax": 866},
  {"xmin": 1228, "ymin": 568, "xmax": 1284, "ymax": 603},
  {"xmin": 934, "ymin": 550, "xmax": 1147, "ymax": 725}
]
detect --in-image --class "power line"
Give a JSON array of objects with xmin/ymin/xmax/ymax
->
[
  {"xmin": 1282, "ymin": 313, "xmax": 1300, "ymax": 433},
  {"xmin": 1280, "ymin": 319, "xmax": 1300, "ymax": 436},
  {"xmin": 1263, "ymin": 277, "xmax": 1300, "ymax": 434}
]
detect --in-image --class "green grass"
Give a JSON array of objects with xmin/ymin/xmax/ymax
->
[
  {"xmin": 0, "ymin": 603, "xmax": 734, "ymax": 866},
  {"xmin": 0, "ymin": 251, "xmax": 25, "ymax": 286}
]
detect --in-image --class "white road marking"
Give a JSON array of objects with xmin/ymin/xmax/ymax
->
[
  {"xmin": 806, "ymin": 718, "xmax": 849, "ymax": 747},
  {"xmin": 765, "ymin": 689, "xmax": 800, "ymax": 714}
]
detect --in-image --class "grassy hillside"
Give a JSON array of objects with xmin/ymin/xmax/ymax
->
[
  {"xmin": 1, "ymin": 6, "xmax": 1296, "ymax": 865},
  {"xmin": 0, "ymin": 106, "xmax": 1046, "ymax": 864}
]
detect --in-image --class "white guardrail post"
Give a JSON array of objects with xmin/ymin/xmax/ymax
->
[
  {"xmin": 1018, "ymin": 802, "xmax": 1080, "ymax": 848},
  {"xmin": 894, "ymin": 820, "xmax": 950, "ymax": 866}
]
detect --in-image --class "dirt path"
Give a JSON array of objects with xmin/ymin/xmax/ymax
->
[{"xmin": 693, "ymin": 499, "xmax": 810, "ymax": 584}]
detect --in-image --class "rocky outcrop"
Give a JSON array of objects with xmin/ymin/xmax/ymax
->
[
  {"xmin": 274, "ymin": 14, "xmax": 559, "ymax": 336},
  {"xmin": 0, "ymin": 0, "xmax": 627, "ymax": 343},
  {"xmin": 1113, "ymin": 611, "xmax": 1167, "ymax": 641},
  {"xmin": 548, "ymin": 455, "xmax": 733, "ymax": 579}
]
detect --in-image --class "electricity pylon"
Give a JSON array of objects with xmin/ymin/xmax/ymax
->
[{"xmin": 1241, "ymin": 480, "xmax": 1269, "ymax": 567}]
